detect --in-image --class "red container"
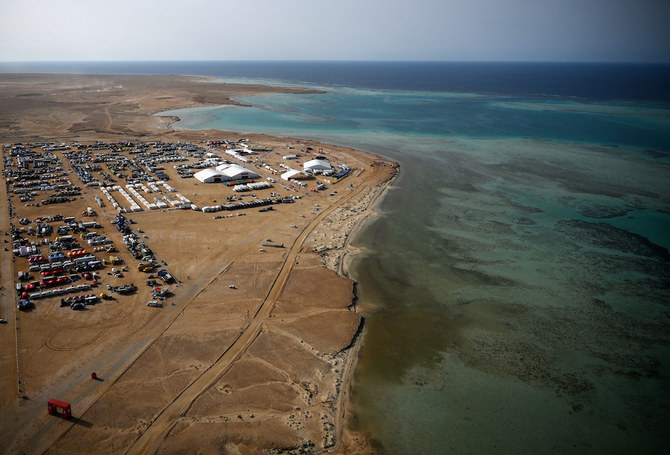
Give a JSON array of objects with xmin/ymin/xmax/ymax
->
[{"xmin": 48, "ymin": 399, "xmax": 71, "ymax": 419}]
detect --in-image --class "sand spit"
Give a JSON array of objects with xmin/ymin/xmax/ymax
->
[{"xmin": 0, "ymin": 74, "xmax": 398, "ymax": 454}]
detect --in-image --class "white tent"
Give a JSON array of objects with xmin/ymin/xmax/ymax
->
[
  {"xmin": 215, "ymin": 164, "xmax": 259, "ymax": 180},
  {"xmin": 194, "ymin": 169, "xmax": 226, "ymax": 183},
  {"xmin": 281, "ymin": 169, "xmax": 308, "ymax": 180},
  {"xmin": 303, "ymin": 159, "xmax": 332, "ymax": 172}
]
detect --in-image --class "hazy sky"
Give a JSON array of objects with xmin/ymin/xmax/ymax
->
[{"xmin": 1, "ymin": 0, "xmax": 669, "ymax": 62}]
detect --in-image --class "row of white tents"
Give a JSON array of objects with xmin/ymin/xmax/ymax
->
[
  {"xmin": 98, "ymin": 185, "xmax": 141, "ymax": 213},
  {"xmin": 126, "ymin": 184, "xmax": 156, "ymax": 210},
  {"xmin": 194, "ymin": 160, "xmax": 334, "ymax": 184},
  {"xmin": 233, "ymin": 181, "xmax": 272, "ymax": 192},
  {"xmin": 99, "ymin": 181, "xmax": 179, "ymax": 212},
  {"xmin": 116, "ymin": 186, "xmax": 142, "ymax": 212}
]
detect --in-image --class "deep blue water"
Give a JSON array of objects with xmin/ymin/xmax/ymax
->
[
  {"xmin": 3, "ymin": 60, "xmax": 670, "ymax": 101},
  {"xmin": 5, "ymin": 61, "xmax": 669, "ymax": 453}
]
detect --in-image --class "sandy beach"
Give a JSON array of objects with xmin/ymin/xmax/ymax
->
[{"xmin": 0, "ymin": 74, "xmax": 397, "ymax": 454}]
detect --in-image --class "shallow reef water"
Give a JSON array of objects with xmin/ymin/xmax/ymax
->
[{"xmin": 163, "ymin": 77, "xmax": 670, "ymax": 454}]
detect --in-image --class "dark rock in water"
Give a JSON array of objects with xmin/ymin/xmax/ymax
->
[
  {"xmin": 556, "ymin": 219, "xmax": 670, "ymax": 261},
  {"xmin": 577, "ymin": 204, "xmax": 630, "ymax": 219}
]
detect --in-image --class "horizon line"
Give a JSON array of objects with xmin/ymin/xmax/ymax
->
[{"xmin": 2, "ymin": 59, "xmax": 670, "ymax": 65}]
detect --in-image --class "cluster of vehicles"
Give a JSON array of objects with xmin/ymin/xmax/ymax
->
[
  {"xmin": 41, "ymin": 195, "xmax": 76, "ymax": 205},
  {"xmin": 38, "ymin": 276, "xmax": 69, "ymax": 288},
  {"xmin": 16, "ymin": 300, "xmax": 35, "ymax": 311},
  {"xmin": 93, "ymin": 245, "xmax": 117, "ymax": 253},
  {"xmin": 146, "ymin": 284, "xmax": 172, "ymax": 308},
  {"xmin": 137, "ymin": 262, "xmax": 153, "ymax": 272},
  {"xmin": 156, "ymin": 269, "xmax": 174, "ymax": 284},
  {"xmin": 3, "ymin": 143, "xmax": 199, "ymax": 322},
  {"xmin": 67, "ymin": 249, "xmax": 90, "ymax": 258},
  {"xmin": 115, "ymin": 214, "xmax": 175, "ymax": 284},
  {"xmin": 201, "ymin": 196, "xmax": 295, "ymax": 213},
  {"xmin": 106, "ymin": 283, "xmax": 138, "ymax": 295},
  {"xmin": 60, "ymin": 294, "xmax": 99, "ymax": 310},
  {"xmin": 12, "ymin": 214, "xmax": 129, "ymax": 311},
  {"xmin": 151, "ymin": 287, "xmax": 171, "ymax": 298},
  {"xmin": 16, "ymin": 282, "xmax": 93, "ymax": 308},
  {"xmin": 5, "ymin": 146, "xmax": 75, "ymax": 210},
  {"xmin": 26, "ymin": 250, "xmax": 103, "ymax": 274}
]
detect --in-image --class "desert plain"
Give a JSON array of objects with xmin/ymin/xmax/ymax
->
[{"xmin": 0, "ymin": 74, "xmax": 397, "ymax": 454}]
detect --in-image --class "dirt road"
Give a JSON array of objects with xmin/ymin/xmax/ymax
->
[
  {"xmin": 118, "ymin": 165, "xmax": 384, "ymax": 455},
  {"xmin": 0, "ymin": 157, "xmax": 19, "ymax": 406}
]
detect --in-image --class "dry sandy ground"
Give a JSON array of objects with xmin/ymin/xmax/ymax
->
[{"xmin": 0, "ymin": 74, "xmax": 397, "ymax": 454}]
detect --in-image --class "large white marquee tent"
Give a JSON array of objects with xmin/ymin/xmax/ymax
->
[
  {"xmin": 303, "ymin": 159, "xmax": 332, "ymax": 172},
  {"xmin": 194, "ymin": 164, "xmax": 259, "ymax": 183},
  {"xmin": 215, "ymin": 164, "xmax": 259, "ymax": 180}
]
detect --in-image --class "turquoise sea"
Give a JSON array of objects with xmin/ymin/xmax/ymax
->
[{"xmin": 148, "ymin": 63, "xmax": 670, "ymax": 454}]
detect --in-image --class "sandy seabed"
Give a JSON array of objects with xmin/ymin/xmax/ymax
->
[{"xmin": 0, "ymin": 74, "xmax": 397, "ymax": 454}]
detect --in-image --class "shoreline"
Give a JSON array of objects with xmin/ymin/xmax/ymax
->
[
  {"xmin": 0, "ymin": 73, "xmax": 397, "ymax": 454},
  {"xmin": 309, "ymin": 161, "xmax": 399, "ymax": 454}
]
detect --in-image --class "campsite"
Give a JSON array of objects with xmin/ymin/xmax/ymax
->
[{"xmin": 1, "ymin": 134, "xmax": 397, "ymax": 454}]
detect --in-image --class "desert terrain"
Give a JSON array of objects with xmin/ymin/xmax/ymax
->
[{"xmin": 0, "ymin": 74, "xmax": 397, "ymax": 454}]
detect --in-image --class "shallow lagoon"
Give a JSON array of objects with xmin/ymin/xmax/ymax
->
[{"xmin": 161, "ymin": 83, "xmax": 670, "ymax": 454}]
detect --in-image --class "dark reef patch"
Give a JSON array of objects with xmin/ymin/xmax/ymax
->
[
  {"xmin": 497, "ymin": 157, "xmax": 660, "ymax": 199},
  {"xmin": 641, "ymin": 149, "xmax": 669, "ymax": 159},
  {"xmin": 576, "ymin": 204, "xmax": 630, "ymax": 219},
  {"xmin": 556, "ymin": 219, "xmax": 670, "ymax": 261},
  {"xmin": 516, "ymin": 217, "xmax": 537, "ymax": 225}
]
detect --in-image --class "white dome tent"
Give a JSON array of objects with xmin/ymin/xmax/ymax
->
[
  {"xmin": 195, "ymin": 165, "xmax": 259, "ymax": 183},
  {"xmin": 303, "ymin": 159, "xmax": 332, "ymax": 173},
  {"xmin": 215, "ymin": 164, "xmax": 260, "ymax": 180},
  {"xmin": 194, "ymin": 169, "xmax": 226, "ymax": 183}
]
